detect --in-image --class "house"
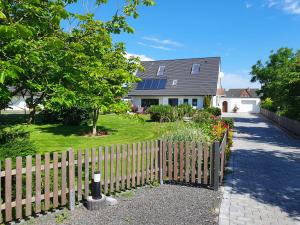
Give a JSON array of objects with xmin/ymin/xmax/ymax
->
[
  {"xmin": 128, "ymin": 57, "xmax": 222, "ymax": 109},
  {"xmin": 219, "ymin": 88, "xmax": 261, "ymax": 113}
]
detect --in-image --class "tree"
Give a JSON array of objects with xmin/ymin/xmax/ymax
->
[
  {"xmin": 251, "ymin": 48, "xmax": 300, "ymax": 120},
  {"xmin": 46, "ymin": 15, "xmax": 141, "ymax": 135},
  {"xmin": 0, "ymin": 0, "xmax": 154, "ymax": 124}
]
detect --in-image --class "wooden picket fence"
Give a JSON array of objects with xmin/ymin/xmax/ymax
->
[{"xmin": 0, "ymin": 133, "xmax": 227, "ymax": 223}]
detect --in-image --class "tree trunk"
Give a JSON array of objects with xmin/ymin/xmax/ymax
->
[
  {"xmin": 92, "ymin": 108, "xmax": 99, "ymax": 136},
  {"xmin": 27, "ymin": 107, "xmax": 36, "ymax": 124}
]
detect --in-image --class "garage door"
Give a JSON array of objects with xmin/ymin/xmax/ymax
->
[{"xmin": 240, "ymin": 100, "xmax": 257, "ymax": 113}]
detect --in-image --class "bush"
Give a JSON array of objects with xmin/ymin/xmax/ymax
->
[
  {"xmin": 147, "ymin": 105, "xmax": 179, "ymax": 122},
  {"xmin": 192, "ymin": 110, "xmax": 212, "ymax": 125},
  {"xmin": 0, "ymin": 126, "xmax": 36, "ymax": 160},
  {"xmin": 177, "ymin": 104, "xmax": 195, "ymax": 118},
  {"xmin": 261, "ymin": 97, "xmax": 276, "ymax": 111},
  {"xmin": 204, "ymin": 107, "xmax": 221, "ymax": 116},
  {"xmin": 222, "ymin": 118, "xmax": 234, "ymax": 129},
  {"xmin": 40, "ymin": 107, "xmax": 90, "ymax": 125}
]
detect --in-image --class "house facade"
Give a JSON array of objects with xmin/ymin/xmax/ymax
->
[
  {"xmin": 128, "ymin": 57, "xmax": 222, "ymax": 109},
  {"xmin": 219, "ymin": 88, "xmax": 261, "ymax": 113}
]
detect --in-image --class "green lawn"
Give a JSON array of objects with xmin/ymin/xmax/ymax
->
[{"xmin": 24, "ymin": 114, "xmax": 170, "ymax": 153}]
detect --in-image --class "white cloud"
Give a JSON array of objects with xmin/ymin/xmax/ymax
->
[
  {"xmin": 142, "ymin": 37, "xmax": 183, "ymax": 47},
  {"xmin": 126, "ymin": 52, "xmax": 154, "ymax": 61},
  {"xmin": 265, "ymin": 0, "xmax": 300, "ymax": 14},
  {"xmin": 246, "ymin": 3, "xmax": 253, "ymax": 8},
  {"xmin": 221, "ymin": 72, "xmax": 261, "ymax": 89},
  {"xmin": 138, "ymin": 42, "xmax": 172, "ymax": 51}
]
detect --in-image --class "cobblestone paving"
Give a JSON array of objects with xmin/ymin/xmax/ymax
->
[{"xmin": 219, "ymin": 113, "xmax": 300, "ymax": 225}]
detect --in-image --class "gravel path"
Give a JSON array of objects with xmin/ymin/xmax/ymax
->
[{"xmin": 26, "ymin": 185, "xmax": 221, "ymax": 225}]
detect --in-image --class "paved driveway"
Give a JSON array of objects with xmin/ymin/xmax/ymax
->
[{"xmin": 219, "ymin": 113, "xmax": 300, "ymax": 225}]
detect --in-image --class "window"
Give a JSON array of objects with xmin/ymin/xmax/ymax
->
[
  {"xmin": 191, "ymin": 64, "xmax": 200, "ymax": 75},
  {"xmin": 157, "ymin": 65, "xmax": 165, "ymax": 76},
  {"xmin": 183, "ymin": 99, "xmax": 189, "ymax": 104},
  {"xmin": 141, "ymin": 99, "xmax": 159, "ymax": 108},
  {"xmin": 192, "ymin": 98, "xmax": 198, "ymax": 107},
  {"xmin": 172, "ymin": 80, "xmax": 178, "ymax": 86},
  {"xmin": 168, "ymin": 98, "xmax": 178, "ymax": 106}
]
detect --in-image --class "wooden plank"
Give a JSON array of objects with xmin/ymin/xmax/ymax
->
[
  {"xmin": 191, "ymin": 143, "xmax": 196, "ymax": 183},
  {"xmin": 110, "ymin": 145, "xmax": 115, "ymax": 193},
  {"xmin": 98, "ymin": 147, "xmax": 102, "ymax": 179},
  {"xmin": 34, "ymin": 155, "xmax": 41, "ymax": 214},
  {"xmin": 53, "ymin": 152, "xmax": 59, "ymax": 208},
  {"xmin": 116, "ymin": 145, "xmax": 121, "ymax": 192},
  {"xmin": 16, "ymin": 157, "xmax": 23, "ymax": 219},
  {"xmin": 132, "ymin": 143, "xmax": 136, "ymax": 187},
  {"xmin": 155, "ymin": 140, "xmax": 159, "ymax": 180},
  {"xmin": 179, "ymin": 142, "xmax": 184, "ymax": 182},
  {"xmin": 209, "ymin": 146, "xmax": 213, "ymax": 185},
  {"xmin": 77, "ymin": 150, "xmax": 82, "ymax": 202},
  {"xmin": 84, "ymin": 149, "xmax": 89, "ymax": 199},
  {"xmin": 185, "ymin": 142, "xmax": 190, "ymax": 183},
  {"xmin": 25, "ymin": 155, "xmax": 32, "ymax": 217},
  {"xmin": 150, "ymin": 141, "xmax": 154, "ymax": 181},
  {"xmin": 203, "ymin": 144, "xmax": 209, "ymax": 185},
  {"xmin": 168, "ymin": 142, "xmax": 173, "ymax": 181},
  {"xmin": 162, "ymin": 141, "xmax": 167, "ymax": 179},
  {"xmin": 104, "ymin": 146, "xmax": 109, "ymax": 194},
  {"xmin": 173, "ymin": 142, "xmax": 178, "ymax": 181},
  {"xmin": 68, "ymin": 149, "xmax": 75, "ymax": 210},
  {"xmin": 44, "ymin": 153, "xmax": 50, "ymax": 211},
  {"xmin": 141, "ymin": 142, "xmax": 145, "ymax": 185},
  {"xmin": 61, "ymin": 151, "xmax": 67, "ymax": 205},
  {"xmin": 121, "ymin": 144, "xmax": 126, "ymax": 190},
  {"xmin": 137, "ymin": 143, "xmax": 141, "ymax": 186},
  {"xmin": 0, "ymin": 161, "xmax": 2, "ymax": 224},
  {"xmin": 5, "ymin": 158, "xmax": 12, "ymax": 222},
  {"xmin": 91, "ymin": 148, "xmax": 96, "ymax": 178},
  {"xmin": 220, "ymin": 149, "xmax": 225, "ymax": 183},
  {"xmin": 126, "ymin": 144, "xmax": 131, "ymax": 189},
  {"xmin": 146, "ymin": 142, "xmax": 149, "ymax": 183},
  {"xmin": 197, "ymin": 143, "xmax": 203, "ymax": 184},
  {"xmin": 158, "ymin": 140, "xmax": 162, "ymax": 183}
]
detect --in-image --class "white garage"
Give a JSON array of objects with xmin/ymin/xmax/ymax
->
[{"xmin": 219, "ymin": 88, "xmax": 261, "ymax": 113}]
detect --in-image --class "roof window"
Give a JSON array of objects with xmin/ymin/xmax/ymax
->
[
  {"xmin": 157, "ymin": 65, "xmax": 165, "ymax": 76},
  {"xmin": 191, "ymin": 63, "xmax": 200, "ymax": 75}
]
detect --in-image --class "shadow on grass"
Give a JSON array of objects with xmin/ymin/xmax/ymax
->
[{"xmin": 36, "ymin": 125, "xmax": 118, "ymax": 137}]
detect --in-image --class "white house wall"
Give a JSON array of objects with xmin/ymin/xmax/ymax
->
[
  {"xmin": 220, "ymin": 98, "xmax": 261, "ymax": 113},
  {"xmin": 131, "ymin": 96, "xmax": 204, "ymax": 109}
]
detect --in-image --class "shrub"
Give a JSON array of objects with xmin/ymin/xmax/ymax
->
[
  {"xmin": 147, "ymin": 105, "xmax": 179, "ymax": 122},
  {"xmin": 192, "ymin": 110, "xmax": 212, "ymax": 125},
  {"xmin": 203, "ymin": 95, "xmax": 212, "ymax": 109},
  {"xmin": 177, "ymin": 104, "xmax": 195, "ymax": 118},
  {"xmin": 0, "ymin": 126, "xmax": 36, "ymax": 160},
  {"xmin": 204, "ymin": 107, "xmax": 221, "ymax": 116},
  {"xmin": 261, "ymin": 97, "xmax": 275, "ymax": 111},
  {"xmin": 222, "ymin": 118, "xmax": 234, "ymax": 129}
]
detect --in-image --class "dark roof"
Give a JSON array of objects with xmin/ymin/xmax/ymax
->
[
  {"xmin": 225, "ymin": 88, "xmax": 260, "ymax": 98},
  {"xmin": 128, "ymin": 57, "xmax": 220, "ymax": 96}
]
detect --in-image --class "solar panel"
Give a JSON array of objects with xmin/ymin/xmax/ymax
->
[
  {"xmin": 136, "ymin": 79, "xmax": 167, "ymax": 90},
  {"xmin": 136, "ymin": 80, "xmax": 145, "ymax": 90},
  {"xmin": 151, "ymin": 79, "xmax": 160, "ymax": 89},
  {"xmin": 157, "ymin": 79, "xmax": 167, "ymax": 89},
  {"xmin": 143, "ymin": 79, "xmax": 153, "ymax": 89}
]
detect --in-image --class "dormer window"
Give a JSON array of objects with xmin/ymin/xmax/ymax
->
[
  {"xmin": 191, "ymin": 63, "xmax": 200, "ymax": 75},
  {"xmin": 157, "ymin": 65, "xmax": 165, "ymax": 76}
]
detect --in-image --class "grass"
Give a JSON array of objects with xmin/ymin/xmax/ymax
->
[{"xmin": 1, "ymin": 113, "xmax": 172, "ymax": 153}]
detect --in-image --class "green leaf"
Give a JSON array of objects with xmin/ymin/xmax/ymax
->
[{"xmin": 0, "ymin": 11, "xmax": 6, "ymax": 20}]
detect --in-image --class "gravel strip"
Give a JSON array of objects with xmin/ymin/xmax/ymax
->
[{"xmin": 24, "ymin": 184, "xmax": 221, "ymax": 225}]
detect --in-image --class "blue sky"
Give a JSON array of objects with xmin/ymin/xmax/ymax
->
[{"xmin": 63, "ymin": 0, "xmax": 300, "ymax": 89}]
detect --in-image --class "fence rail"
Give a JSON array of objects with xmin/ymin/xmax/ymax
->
[
  {"xmin": 0, "ymin": 133, "xmax": 228, "ymax": 223},
  {"xmin": 261, "ymin": 108, "xmax": 300, "ymax": 136}
]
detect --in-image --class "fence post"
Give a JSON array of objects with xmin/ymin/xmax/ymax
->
[
  {"xmin": 212, "ymin": 141, "xmax": 220, "ymax": 191},
  {"xmin": 158, "ymin": 140, "xmax": 163, "ymax": 185},
  {"xmin": 68, "ymin": 149, "xmax": 75, "ymax": 211}
]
